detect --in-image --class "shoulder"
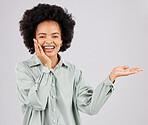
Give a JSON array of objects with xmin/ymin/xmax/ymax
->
[
  {"xmin": 63, "ymin": 59, "xmax": 82, "ymax": 76},
  {"xmin": 15, "ymin": 61, "xmax": 28, "ymax": 73},
  {"xmin": 15, "ymin": 55, "xmax": 34, "ymax": 72}
]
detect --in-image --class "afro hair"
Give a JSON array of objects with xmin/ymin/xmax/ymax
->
[{"xmin": 19, "ymin": 3, "xmax": 76, "ymax": 54}]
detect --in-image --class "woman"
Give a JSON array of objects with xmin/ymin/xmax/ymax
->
[{"xmin": 15, "ymin": 3, "xmax": 143, "ymax": 125}]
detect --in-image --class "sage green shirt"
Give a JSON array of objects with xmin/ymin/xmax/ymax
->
[{"xmin": 15, "ymin": 53, "xmax": 114, "ymax": 125}]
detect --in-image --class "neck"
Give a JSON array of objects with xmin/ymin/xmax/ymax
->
[{"xmin": 50, "ymin": 54, "xmax": 59, "ymax": 69}]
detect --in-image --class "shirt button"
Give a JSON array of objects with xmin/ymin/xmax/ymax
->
[
  {"xmin": 51, "ymin": 83, "xmax": 55, "ymax": 87},
  {"xmin": 53, "ymin": 120, "xmax": 56, "ymax": 123},
  {"xmin": 52, "ymin": 108, "xmax": 55, "ymax": 111},
  {"xmin": 52, "ymin": 95, "xmax": 55, "ymax": 98}
]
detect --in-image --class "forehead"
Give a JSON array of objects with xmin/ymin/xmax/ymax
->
[{"xmin": 36, "ymin": 20, "xmax": 61, "ymax": 34}]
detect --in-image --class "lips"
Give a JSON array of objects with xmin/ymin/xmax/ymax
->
[{"xmin": 42, "ymin": 45, "xmax": 55, "ymax": 52}]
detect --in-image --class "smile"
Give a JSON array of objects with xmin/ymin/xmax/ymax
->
[
  {"xmin": 43, "ymin": 46, "xmax": 55, "ymax": 49},
  {"xmin": 43, "ymin": 46, "xmax": 55, "ymax": 52}
]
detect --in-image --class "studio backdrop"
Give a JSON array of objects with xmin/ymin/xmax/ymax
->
[{"xmin": 0, "ymin": 0, "xmax": 147, "ymax": 125}]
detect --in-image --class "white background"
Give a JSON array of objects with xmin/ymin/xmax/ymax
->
[{"xmin": 0, "ymin": 0, "xmax": 148, "ymax": 125}]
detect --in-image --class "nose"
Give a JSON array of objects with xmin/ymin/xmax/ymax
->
[
  {"xmin": 44, "ymin": 37, "xmax": 53, "ymax": 44},
  {"xmin": 45, "ymin": 40, "xmax": 53, "ymax": 44}
]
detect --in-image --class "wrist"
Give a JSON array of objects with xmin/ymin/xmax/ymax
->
[
  {"xmin": 44, "ymin": 63, "xmax": 51, "ymax": 69},
  {"xmin": 109, "ymin": 72, "xmax": 116, "ymax": 83}
]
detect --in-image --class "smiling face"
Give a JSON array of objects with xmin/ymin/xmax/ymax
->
[{"xmin": 35, "ymin": 20, "xmax": 63, "ymax": 58}]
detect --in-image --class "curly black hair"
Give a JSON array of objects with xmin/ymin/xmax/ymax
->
[{"xmin": 19, "ymin": 3, "xmax": 76, "ymax": 54}]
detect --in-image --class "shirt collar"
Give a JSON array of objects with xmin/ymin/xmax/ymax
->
[{"xmin": 28, "ymin": 53, "xmax": 69, "ymax": 68}]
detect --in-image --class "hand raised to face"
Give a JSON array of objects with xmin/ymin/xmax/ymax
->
[{"xmin": 33, "ymin": 38, "xmax": 52, "ymax": 68}]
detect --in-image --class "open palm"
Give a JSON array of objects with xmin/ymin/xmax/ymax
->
[
  {"xmin": 109, "ymin": 65, "xmax": 143, "ymax": 83},
  {"xmin": 114, "ymin": 66, "xmax": 143, "ymax": 77}
]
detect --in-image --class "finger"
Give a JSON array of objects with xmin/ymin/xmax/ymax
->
[
  {"xmin": 33, "ymin": 38, "xmax": 37, "ymax": 51},
  {"xmin": 129, "ymin": 68, "xmax": 142, "ymax": 74},
  {"xmin": 33, "ymin": 38, "xmax": 40, "ymax": 54},
  {"xmin": 130, "ymin": 68, "xmax": 143, "ymax": 72},
  {"xmin": 38, "ymin": 42, "xmax": 44, "ymax": 53},
  {"xmin": 137, "ymin": 68, "xmax": 144, "ymax": 71},
  {"xmin": 34, "ymin": 39, "xmax": 43, "ymax": 53},
  {"xmin": 34, "ymin": 39, "xmax": 46, "ymax": 56},
  {"xmin": 122, "ymin": 65, "xmax": 130, "ymax": 69}
]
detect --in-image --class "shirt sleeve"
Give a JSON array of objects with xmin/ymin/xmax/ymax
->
[
  {"xmin": 75, "ymin": 70, "xmax": 114, "ymax": 115},
  {"xmin": 15, "ymin": 62, "xmax": 52, "ymax": 111}
]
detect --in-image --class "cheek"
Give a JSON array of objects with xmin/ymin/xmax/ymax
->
[
  {"xmin": 55, "ymin": 40, "xmax": 62, "ymax": 47},
  {"xmin": 37, "ymin": 39, "xmax": 44, "ymax": 45}
]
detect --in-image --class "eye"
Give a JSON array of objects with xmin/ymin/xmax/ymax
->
[
  {"xmin": 39, "ymin": 36, "xmax": 45, "ymax": 38},
  {"xmin": 52, "ymin": 36, "xmax": 58, "ymax": 38}
]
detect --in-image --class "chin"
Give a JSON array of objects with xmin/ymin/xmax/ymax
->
[{"xmin": 45, "ymin": 52, "xmax": 58, "ymax": 57}]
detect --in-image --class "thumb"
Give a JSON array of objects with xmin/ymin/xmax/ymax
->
[{"xmin": 121, "ymin": 65, "xmax": 130, "ymax": 69}]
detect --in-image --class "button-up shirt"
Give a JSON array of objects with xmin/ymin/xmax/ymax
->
[{"xmin": 15, "ymin": 53, "xmax": 114, "ymax": 125}]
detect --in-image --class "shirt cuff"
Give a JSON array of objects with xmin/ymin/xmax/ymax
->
[{"xmin": 103, "ymin": 75, "xmax": 115, "ymax": 91}]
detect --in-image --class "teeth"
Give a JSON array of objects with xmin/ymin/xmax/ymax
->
[{"xmin": 44, "ymin": 46, "xmax": 55, "ymax": 49}]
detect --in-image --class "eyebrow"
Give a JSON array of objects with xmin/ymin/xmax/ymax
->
[{"xmin": 38, "ymin": 32, "xmax": 59, "ymax": 35}]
